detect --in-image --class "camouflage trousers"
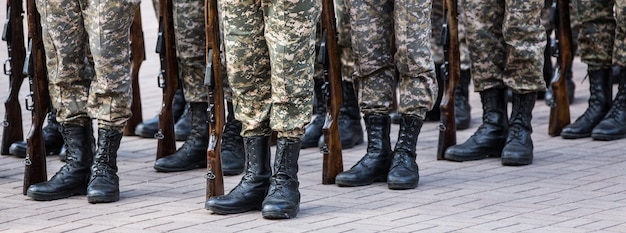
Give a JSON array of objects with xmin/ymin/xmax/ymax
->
[
  {"xmin": 431, "ymin": 0, "xmax": 472, "ymax": 70},
  {"xmin": 575, "ymin": 0, "xmax": 626, "ymax": 68},
  {"xmin": 462, "ymin": 0, "xmax": 547, "ymax": 93},
  {"xmin": 220, "ymin": 0, "xmax": 320, "ymax": 139},
  {"xmin": 38, "ymin": 0, "xmax": 139, "ymax": 130},
  {"xmin": 350, "ymin": 0, "xmax": 437, "ymax": 118}
]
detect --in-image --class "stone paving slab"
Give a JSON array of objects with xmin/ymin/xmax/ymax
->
[{"xmin": 1, "ymin": 1, "xmax": 626, "ymax": 232}]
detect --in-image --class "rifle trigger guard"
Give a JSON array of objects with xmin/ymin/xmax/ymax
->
[
  {"xmin": 438, "ymin": 123, "xmax": 446, "ymax": 131},
  {"xmin": 1, "ymin": 120, "xmax": 8, "ymax": 127}
]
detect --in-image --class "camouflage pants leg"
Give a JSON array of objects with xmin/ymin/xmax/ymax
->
[
  {"xmin": 613, "ymin": 0, "xmax": 626, "ymax": 67},
  {"xmin": 221, "ymin": 0, "xmax": 319, "ymax": 139},
  {"xmin": 574, "ymin": 0, "xmax": 616, "ymax": 68},
  {"xmin": 38, "ymin": 0, "xmax": 138, "ymax": 130},
  {"xmin": 463, "ymin": 0, "xmax": 546, "ymax": 93},
  {"xmin": 174, "ymin": 0, "xmax": 208, "ymax": 102},
  {"xmin": 351, "ymin": 0, "xmax": 436, "ymax": 117}
]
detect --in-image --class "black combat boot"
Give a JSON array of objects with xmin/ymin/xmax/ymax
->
[
  {"xmin": 425, "ymin": 63, "xmax": 444, "ymax": 121},
  {"xmin": 135, "ymin": 88, "xmax": 187, "ymax": 138},
  {"xmin": 174, "ymin": 104, "xmax": 192, "ymax": 141},
  {"xmin": 154, "ymin": 102, "xmax": 209, "ymax": 172},
  {"xmin": 561, "ymin": 68, "xmax": 612, "ymax": 139},
  {"xmin": 502, "ymin": 92, "xmax": 536, "ymax": 166},
  {"xmin": 592, "ymin": 68, "xmax": 626, "ymax": 141},
  {"xmin": 387, "ymin": 115, "xmax": 423, "ymax": 190},
  {"xmin": 455, "ymin": 69, "xmax": 472, "ymax": 130},
  {"xmin": 27, "ymin": 123, "xmax": 94, "ymax": 201},
  {"xmin": 262, "ymin": 138, "xmax": 301, "ymax": 219},
  {"xmin": 205, "ymin": 136, "xmax": 271, "ymax": 214},
  {"xmin": 335, "ymin": 114, "xmax": 392, "ymax": 187},
  {"xmin": 444, "ymin": 88, "xmax": 508, "ymax": 161},
  {"xmin": 87, "ymin": 128, "xmax": 123, "ymax": 203},
  {"xmin": 221, "ymin": 101, "xmax": 245, "ymax": 176},
  {"xmin": 319, "ymin": 81, "xmax": 364, "ymax": 149},
  {"xmin": 301, "ymin": 78, "xmax": 325, "ymax": 148},
  {"xmin": 9, "ymin": 111, "xmax": 65, "ymax": 158}
]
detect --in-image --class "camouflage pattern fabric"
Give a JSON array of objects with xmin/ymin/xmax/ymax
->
[
  {"xmin": 38, "ymin": 0, "xmax": 139, "ymax": 130},
  {"xmin": 220, "ymin": 0, "xmax": 320, "ymax": 139},
  {"xmin": 462, "ymin": 0, "xmax": 547, "ymax": 93},
  {"xmin": 350, "ymin": 0, "xmax": 437, "ymax": 118},
  {"xmin": 574, "ymin": 0, "xmax": 619, "ymax": 68},
  {"xmin": 616, "ymin": 0, "xmax": 626, "ymax": 67}
]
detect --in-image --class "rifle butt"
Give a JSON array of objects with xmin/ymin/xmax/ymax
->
[
  {"xmin": 321, "ymin": 118, "xmax": 343, "ymax": 184},
  {"xmin": 548, "ymin": 67, "xmax": 571, "ymax": 136},
  {"xmin": 123, "ymin": 71, "xmax": 143, "ymax": 136},
  {"xmin": 23, "ymin": 125, "xmax": 47, "ymax": 195},
  {"xmin": 2, "ymin": 100, "xmax": 24, "ymax": 155},
  {"xmin": 156, "ymin": 104, "xmax": 176, "ymax": 159},
  {"xmin": 124, "ymin": 7, "xmax": 145, "ymax": 136},
  {"xmin": 206, "ymin": 146, "xmax": 224, "ymax": 199},
  {"xmin": 436, "ymin": 107, "xmax": 456, "ymax": 160}
]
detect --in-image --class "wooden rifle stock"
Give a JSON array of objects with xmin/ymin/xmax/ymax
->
[
  {"xmin": 204, "ymin": 0, "xmax": 224, "ymax": 199},
  {"xmin": 23, "ymin": 0, "xmax": 49, "ymax": 194},
  {"xmin": 155, "ymin": 0, "xmax": 179, "ymax": 159},
  {"xmin": 548, "ymin": 0, "xmax": 572, "ymax": 136},
  {"xmin": 123, "ymin": 7, "xmax": 146, "ymax": 136},
  {"xmin": 1, "ymin": 0, "xmax": 26, "ymax": 155},
  {"xmin": 319, "ymin": 0, "xmax": 343, "ymax": 184},
  {"xmin": 436, "ymin": 0, "xmax": 461, "ymax": 160}
]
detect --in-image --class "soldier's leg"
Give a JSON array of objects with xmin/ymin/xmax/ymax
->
[
  {"xmin": 153, "ymin": 0, "xmax": 209, "ymax": 172},
  {"xmin": 26, "ymin": 0, "xmax": 95, "ymax": 201},
  {"xmin": 335, "ymin": 0, "xmax": 394, "ymax": 188},
  {"xmin": 83, "ymin": 0, "xmax": 138, "ymax": 203},
  {"xmin": 591, "ymin": 1, "xmax": 626, "ymax": 140},
  {"xmin": 206, "ymin": 0, "xmax": 273, "ymax": 215},
  {"xmin": 561, "ymin": 0, "xmax": 615, "ymax": 139}
]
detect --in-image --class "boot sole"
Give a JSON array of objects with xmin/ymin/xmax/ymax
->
[
  {"xmin": 205, "ymin": 203, "xmax": 261, "ymax": 215},
  {"xmin": 591, "ymin": 133, "xmax": 626, "ymax": 141},
  {"xmin": 336, "ymin": 175, "xmax": 387, "ymax": 187},
  {"xmin": 502, "ymin": 157, "xmax": 533, "ymax": 166},
  {"xmin": 87, "ymin": 193, "xmax": 120, "ymax": 203},
  {"xmin": 444, "ymin": 151, "xmax": 501, "ymax": 162},
  {"xmin": 262, "ymin": 206, "xmax": 299, "ymax": 219},
  {"xmin": 153, "ymin": 161, "xmax": 207, "ymax": 172},
  {"xmin": 388, "ymin": 182, "xmax": 418, "ymax": 190},
  {"xmin": 560, "ymin": 132, "xmax": 591, "ymax": 139},
  {"xmin": 27, "ymin": 188, "xmax": 87, "ymax": 201}
]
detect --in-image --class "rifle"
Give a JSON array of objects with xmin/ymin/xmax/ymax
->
[
  {"xmin": 547, "ymin": 0, "xmax": 572, "ymax": 136},
  {"xmin": 204, "ymin": 0, "xmax": 224, "ymax": 199},
  {"xmin": 123, "ymin": 7, "xmax": 146, "ymax": 136},
  {"xmin": 155, "ymin": 0, "xmax": 180, "ymax": 159},
  {"xmin": 1, "ymin": 0, "xmax": 26, "ymax": 155},
  {"xmin": 22, "ymin": 0, "xmax": 49, "ymax": 194},
  {"xmin": 436, "ymin": 0, "xmax": 461, "ymax": 160},
  {"xmin": 319, "ymin": 0, "xmax": 343, "ymax": 184}
]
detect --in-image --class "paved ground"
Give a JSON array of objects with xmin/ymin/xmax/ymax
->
[{"xmin": 1, "ymin": 2, "xmax": 626, "ymax": 233}]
